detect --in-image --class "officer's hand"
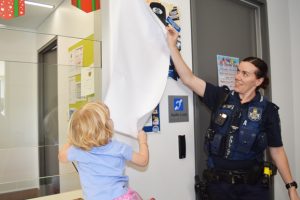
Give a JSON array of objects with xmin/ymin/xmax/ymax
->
[
  {"xmin": 166, "ymin": 25, "xmax": 179, "ymax": 49},
  {"xmin": 288, "ymin": 188, "xmax": 300, "ymax": 200}
]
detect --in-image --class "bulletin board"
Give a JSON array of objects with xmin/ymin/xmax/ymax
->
[{"xmin": 68, "ymin": 34, "xmax": 95, "ymax": 118}]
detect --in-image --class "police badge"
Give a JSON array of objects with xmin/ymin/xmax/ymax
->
[{"xmin": 248, "ymin": 107, "xmax": 262, "ymax": 121}]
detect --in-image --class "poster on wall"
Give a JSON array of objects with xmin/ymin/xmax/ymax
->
[
  {"xmin": 68, "ymin": 34, "xmax": 95, "ymax": 118},
  {"xmin": 217, "ymin": 54, "xmax": 239, "ymax": 90},
  {"xmin": 147, "ymin": 0, "xmax": 181, "ymax": 81},
  {"xmin": 81, "ymin": 66, "xmax": 95, "ymax": 97},
  {"xmin": 143, "ymin": 104, "xmax": 160, "ymax": 133}
]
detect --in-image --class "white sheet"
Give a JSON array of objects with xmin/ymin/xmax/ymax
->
[{"xmin": 104, "ymin": 0, "xmax": 170, "ymax": 137}]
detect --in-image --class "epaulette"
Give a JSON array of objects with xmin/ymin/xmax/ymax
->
[
  {"xmin": 222, "ymin": 85, "xmax": 230, "ymax": 94},
  {"xmin": 270, "ymin": 102, "xmax": 279, "ymax": 110},
  {"xmin": 218, "ymin": 85, "xmax": 230, "ymax": 107}
]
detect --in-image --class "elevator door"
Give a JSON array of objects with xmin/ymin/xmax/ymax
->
[
  {"xmin": 38, "ymin": 39, "xmax": 59, "ymax": 196},
  {"xmin": 190, "ymin": 0, "xmax": 271, "ymax": 199}
]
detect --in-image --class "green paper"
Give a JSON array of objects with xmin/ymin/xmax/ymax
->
[
  {"xmin": 14, "ymin": 0, "xmax": 19, "ymax": 17},
  {"xmin": 92, "ymin": 0, "xmax": 96, "ymax": 10},
  {"xmin": 76, "ymin": 0, "xmax": 81, "ymax": 9}
]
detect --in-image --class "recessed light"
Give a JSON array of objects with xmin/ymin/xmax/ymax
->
[{"xmin": 25, "ymin": 1, "xmax": 54, "ymax": 9}]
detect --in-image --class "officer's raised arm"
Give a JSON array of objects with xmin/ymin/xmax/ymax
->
[{"xmin": 166, "ymin": 25, "xmax": 206, "ymax": 97}]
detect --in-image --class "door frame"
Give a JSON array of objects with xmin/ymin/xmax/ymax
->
[{"xmin": 190, "ymin": 0, "xmax": 272, "ymax": 199}]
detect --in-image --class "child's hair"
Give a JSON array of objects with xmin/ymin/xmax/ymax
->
[{"xmin": 68, "ymin": 101, "xmax": 114, "ymax": 151}]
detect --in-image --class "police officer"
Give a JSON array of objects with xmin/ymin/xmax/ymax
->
[{"xmin": 166, "ymin": 25, "xmax": 299, "ymax": 200}]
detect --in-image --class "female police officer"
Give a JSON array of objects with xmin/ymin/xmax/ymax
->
[{"xmin": 166, "ymin": 25, "xmax": 299, "ymax": 200}]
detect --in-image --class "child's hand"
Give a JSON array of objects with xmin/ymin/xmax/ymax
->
[{"xmin": 138, "ymin": 130, "xmax": 147, "ymax": 145}]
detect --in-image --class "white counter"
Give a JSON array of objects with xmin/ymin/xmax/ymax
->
[{"xmin": 28, "ymin": 190, "xmax": 83, "ymax": 200}]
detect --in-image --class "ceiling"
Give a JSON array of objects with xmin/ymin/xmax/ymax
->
[{"xmin": 0, "ymin": 0, "xmax": 65, "ymax": 30}]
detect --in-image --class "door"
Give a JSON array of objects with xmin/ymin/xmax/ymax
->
[
  {"xmin": 190, "ymin": 0, "xmax": 271, "ymax": 199},
  {"xmin": 38, "ymin": 39, "xmax": 60, "ymax": 196}
]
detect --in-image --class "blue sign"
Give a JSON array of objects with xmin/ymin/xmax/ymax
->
[
  {"xmin": 174, "ymin": 98, "xmax": 184, "ymax": 111},
  {"xmin": 169, "ymin": 96, "xmax": 189, "ymax": 123}
]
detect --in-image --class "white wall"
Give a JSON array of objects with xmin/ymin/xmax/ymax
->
[
  {"xmin": 37, "ymin": 0, "xmax": 96, "ymax": 48},
  {"xmin": 0, "ymin": 29, "xmax": 39, "ymax": 192},
  {"xmin": 102, "ymin": 0, "xmax": 195, "ymax": 199},
  {"xmin": 0, "ymin": 0, "xmax": 101, "ymax": 195},
  {"xmin": 267, "ymin": 0, "xmax": 300, "ymax": 199},
  {"xmin": 288, "ymin": 0, "xmax": 300, "ymax": 184},
  {"xmin": 37, "ymin": 0, "xmax": 102, "ymax": 193}
]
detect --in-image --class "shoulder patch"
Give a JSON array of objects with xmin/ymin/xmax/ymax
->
[{"xmin": 248, "ymin": 107, "xmax": 263, "ymax": 121}]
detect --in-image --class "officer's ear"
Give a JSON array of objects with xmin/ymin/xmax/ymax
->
[{"xmin": 255, "ymin": 77, "xmax": 264, "ymax": 87}]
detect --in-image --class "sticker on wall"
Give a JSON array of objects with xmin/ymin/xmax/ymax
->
[
  {"xmin": 217, "ymin": 55, "xmax": 239, "ymax": 90},
  {"xmin": 143, "ymin": 104, "xmax": 160, "ymax": 133},
  {"xmin": 0, "ymin": 0, "xmax": 25, "ymax": 20},
  {"xmin": 147, "ymin": 0, "xmax": 181, "ymax": 81},
  {"xmin": 168, "ymin": 96, "xmax": 189, "ymax": 123},
  {"xmin": 71, "ymin": 0, "xmax": 100, "ymax": 13}
]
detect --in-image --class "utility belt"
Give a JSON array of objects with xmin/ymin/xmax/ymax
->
[
  {"xmin": 203, "ymin": 162, "xmax": 277, "ymax": 186},
  {"xmin": 203, "ymin": 169, "xmax": 256, "ymax": 185}
]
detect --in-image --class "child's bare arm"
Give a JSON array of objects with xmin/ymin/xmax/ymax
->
[
  {"xmin": 131, "ymin": 130, "xmax": 149, "ymax": 167},
  {"xmin": 58, "ymin": 143, "xmax": 71, "ymax": 163}
]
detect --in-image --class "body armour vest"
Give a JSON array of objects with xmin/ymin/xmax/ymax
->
[{"xmin": 207, "ymin": 91, "xmax": 268, "ymax": 161}]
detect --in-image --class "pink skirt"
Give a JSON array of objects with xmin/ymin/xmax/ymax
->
[{"xmin": 114, "ymin": 188, "xmax": 143, "ymax": 200}]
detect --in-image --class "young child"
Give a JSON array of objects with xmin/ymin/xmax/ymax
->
[{"xmin": 58, "ymin": 101, "xmax": 149, "ymax": 200}]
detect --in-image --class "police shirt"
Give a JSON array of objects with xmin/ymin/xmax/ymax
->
[{"xmin": 202, "ymin": 82, "xmax": 283, "ymax": 170}]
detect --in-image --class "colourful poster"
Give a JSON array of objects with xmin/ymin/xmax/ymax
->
[
  {"xmin": 217, "ymin": 55, "xmax": 239, "ymax": 90},
  {"xmin": 143, "ymin": 105, "xmax": 160, "ymax": 133}
]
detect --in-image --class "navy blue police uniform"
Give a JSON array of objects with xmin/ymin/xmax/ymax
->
[{"xmin": 201, "ymin": 82, "xmax": 283, "ymax": 200}]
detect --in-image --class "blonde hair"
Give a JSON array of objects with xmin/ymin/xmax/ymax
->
[{"xmin": 68, "ymin": 101, "xmax": 114, "ymax": 151}]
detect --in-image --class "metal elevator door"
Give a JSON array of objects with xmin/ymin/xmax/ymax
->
[
  {"xmin": 38, "ymin": 39, "xmax": 60, "ymax": 196},
  {"xmin": 190, "ymin": 0, "xmax": 271, "ymax": 199}
]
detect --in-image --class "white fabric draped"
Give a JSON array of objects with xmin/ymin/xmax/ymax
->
[{"xmin": 104, "ymin": 0, "xmax": 170, "ymax": 137}]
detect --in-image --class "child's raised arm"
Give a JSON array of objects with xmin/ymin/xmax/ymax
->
[
  {"xmin": 131, "ymin": 130, "xmax": 149, "ymax": 167},
  {"xmin": 58, "ymin": 143, "xmax": 72, "ymax": 163}
]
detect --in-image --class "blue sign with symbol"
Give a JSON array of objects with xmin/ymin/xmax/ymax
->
[
  {"xmin": 174, "ymin": 98, "xmax": 184, "ymax": 111},
  {"xmin": 169, "ymin": 96, "xmax": 189, "ymax": 123}
]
